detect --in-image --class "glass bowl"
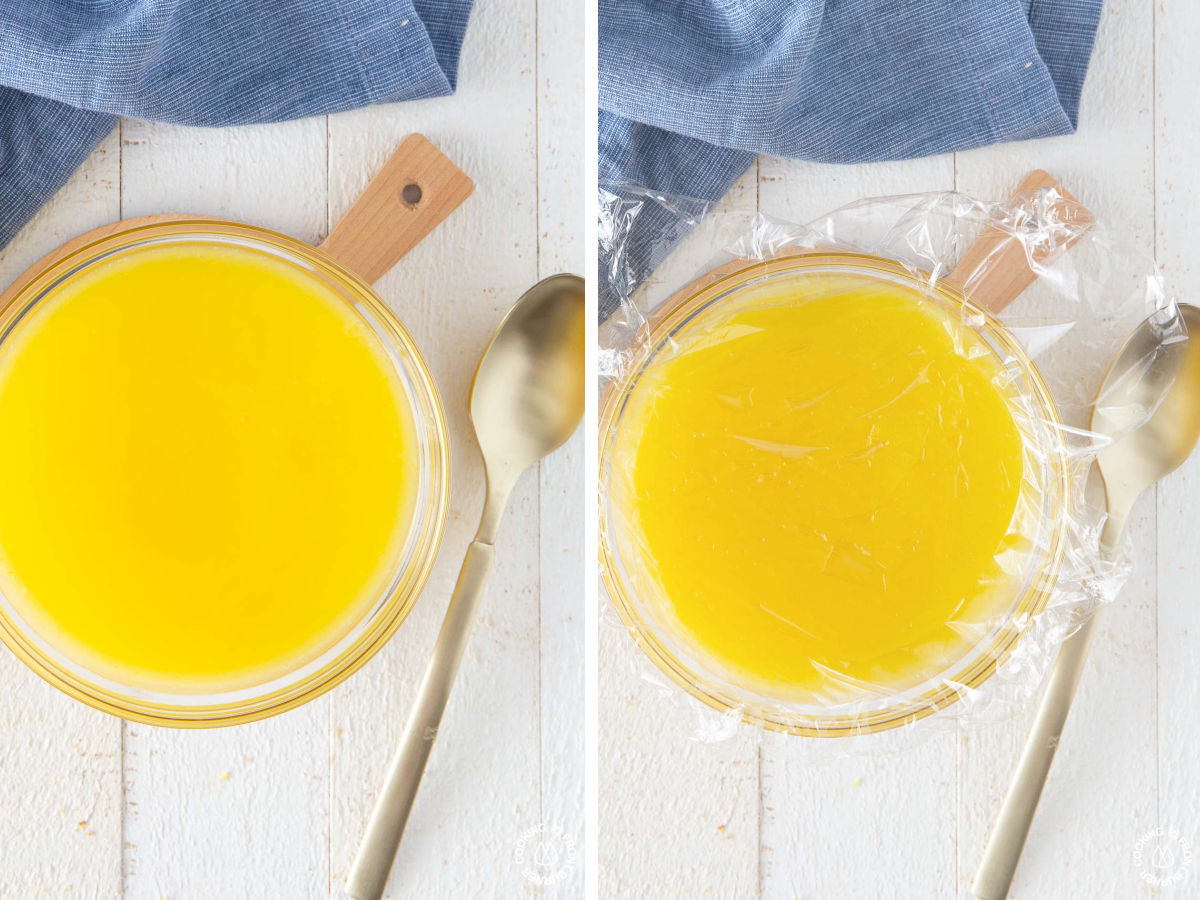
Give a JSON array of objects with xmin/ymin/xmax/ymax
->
[
  {"xmin": 599, "ymin": 252, "xmax": 1070, "ymax": 736},
  {"xmin": 0, "ymin": 219, "xmax": 449, "ymax": 727}
]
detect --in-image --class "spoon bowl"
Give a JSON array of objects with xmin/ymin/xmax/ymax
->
[
  {"xmin": 1093, "ymin": 303, "xmax": 1200, "ymax": 536},
  {"xmin": 471, "ymin": 273, "xmax": 586, "ymax": 501}
]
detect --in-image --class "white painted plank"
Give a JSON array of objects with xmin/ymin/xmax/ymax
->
[
  {"xmin": 0, "ymin": 132, "xmax": 124, "ymax": 898},
  {"xmin": 122, "ymin": 712, "xmax": 332, "ymax": 900},
  {"xmin": 118, "ymin": 120, "xmax": 327, "ymax": 242},
  {"xmin": 538, "ymin": 0, "xmax": 587, "ymax": 893},
  {"xmin": 537, "ymin": 439, "xmax": 584, "ymax": 897},
  {"xmin": 118, "ymin": 117, "xmax": 332, "ymax": 900},
  {"xmin": 954, "ymin": 1, "xmax": 1159, "ymax": 895},
  {"xmin": 326, "ymin": 0, "xmax": 545, "ymax": 895},
  {"xmin": 755, "ymin": 154, "xmax": 959, "ymax": 900},
  {"xmin": 1155, "ymin": 0, "xmax": 1200, "ymax": 894},
  {"xmin": 599, "ymin": 167, "xmax": 761, "ymax": 899},
  {"xmin": 1155, "ymin": 451, "xmax": 1200, "ymax": 897},
  {"xmin": 537, "ymin": 0, "xmax": 585, "ymax": 279}
]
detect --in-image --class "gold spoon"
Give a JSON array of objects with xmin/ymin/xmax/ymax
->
[
  {"xmin": 973, "ymin": 303, "xmax": 1200, "ymax": 900},
  {"xmin": 345, "ymin": 273, "xmax": 585, "ymax": 900}
]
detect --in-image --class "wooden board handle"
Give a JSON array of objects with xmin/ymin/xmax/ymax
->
[
  {"xmin": 319, "ymin": 134, "xmax": 474, "ymax": 284},
  {"xmin": 947, "ymin": 169, "xmax": 1093, "ymax": 314}
]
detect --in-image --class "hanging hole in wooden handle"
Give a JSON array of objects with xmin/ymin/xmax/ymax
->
[
  {"xmin": 947, "ymin": 169, "xmax": 1094, "ymax": 315},
  {"xmin": 401, "ymin": 183, "xmax": 423, "ymax": 206},
  {"xmin": 319, "ymin": 133, "xmax": 474, "ymax": 285}
]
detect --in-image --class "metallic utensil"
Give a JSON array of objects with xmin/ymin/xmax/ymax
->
[
  {"xmin": 973, "ymin": 303, "xmax": 1200, "ymax": 900},
  {"xmin": 344, "ymin": 274, "xmax": 585, "ymax": 900}
]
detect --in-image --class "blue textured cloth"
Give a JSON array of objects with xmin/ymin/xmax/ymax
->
[
  {"xmin": 599, "ymin": 0, "xmax": 1104, "ymax": 313},
  {"xmin": 0, "ymin": 1, "xmax": 473, "ymax": 248}
]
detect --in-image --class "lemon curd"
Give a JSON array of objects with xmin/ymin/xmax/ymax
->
[
  {"xmin": 611, "ymin": 274, "xmax": 1028, "ymax": 703},
  {"xmin": 0, "ymin": 241, "xmax": 419, "ymax": 693}
]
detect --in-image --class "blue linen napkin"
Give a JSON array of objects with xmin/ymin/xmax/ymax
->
[
  {"xmin": 0, "ymin": 0, "xmax": 473, "ymax": 249},
  {"xmin": 598, "ymin": 0, "xmax": 1104, "ymax": 315}
]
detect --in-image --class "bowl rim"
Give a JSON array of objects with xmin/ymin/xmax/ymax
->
[
  {"xmin": 0, "ymin": 217, "xmax": 451, "ymax": 727},
  {"xmin": 598, "ymin": 250, "xmax": 1071, "ymax": 737}
]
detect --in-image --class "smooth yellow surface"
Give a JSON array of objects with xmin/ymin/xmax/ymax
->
[
  {"xmin": 612, "ymin": 276, "xmax": 1026, "ymax": 702},
  {"xmin": 0, "ymin": 242, "xmax": 418, "ymax": 692}
]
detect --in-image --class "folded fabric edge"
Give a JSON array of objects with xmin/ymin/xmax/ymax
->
[
  {"xmin": 410, "ymin": 0, "xmax": 476, "ymax": 92},
  {"xmin": 0, "ymin": 1, "xmax": 480, "ymax": 253},
  {"xmin": 334, "ymin": 0, "xmax": 475, "ymax": 107},
  {"xmin": 1026, "ymin": 0, "xmax": 1105, "ymax": 126},
  {"xmin": 0, "ymin": 91, "xmax": 116, "ymax": 252},
  {"xmin": 599, "ymin": 113, "xmax": 753, "ymax": 320},
  {"xmin": 948, "ymin": 0, "xmax": 1090, "ymax": 146}
]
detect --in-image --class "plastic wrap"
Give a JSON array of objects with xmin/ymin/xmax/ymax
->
[{"xmin": 599, "ymin": 181, "xmax": 1181, "ymax": 740}]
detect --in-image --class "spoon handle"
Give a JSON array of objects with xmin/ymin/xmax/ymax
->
[
  {"xmin": 971, "ymin": 612, "xmax": 1100, "ymax": 900},
  {"xmin": 344, "ymin": 538, "xmax": 496, "ymax": 900}
]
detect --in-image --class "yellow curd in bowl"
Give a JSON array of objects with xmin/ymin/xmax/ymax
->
[
  {"xmin": 0, "ymin": 240, "xmax": 421, "ymax": 695},
  {"xmin": 603, "ymin": 259, "xmax": 1064, "ymax": 728}
]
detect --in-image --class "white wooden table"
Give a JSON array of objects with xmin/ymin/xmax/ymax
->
[
  {"xmin": 600, "ymin": 1, "xmax": 1200, "ymax": 897},
  {"xmin": 0, "ymin": 2, "xmax": 582, "ymax": 897}
]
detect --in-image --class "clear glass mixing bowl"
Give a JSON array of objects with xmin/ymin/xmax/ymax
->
[
  {"xmin": 0, "ymin": 219, "xmax": 449, "ymax": 727},
  {"xmin": 599, "ymin": 252, "xmax": 1069, "ymax": 736}
]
